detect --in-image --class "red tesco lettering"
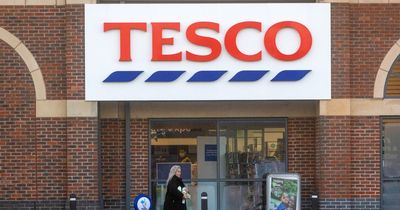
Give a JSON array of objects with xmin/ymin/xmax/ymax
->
[{"xmin": 103, "ymin": 21, "xmax": 312, "ymax": 62}]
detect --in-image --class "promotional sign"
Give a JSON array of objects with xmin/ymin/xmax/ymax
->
[
  {"xmin": 85, "ymin": 4, "xmax": 331, "ymax": 101},
  {"xmin": 204, "ymin": 144, "xmax": 217, "ymax": 161},
  {"xmin": 266, "ymin": 173, "xmax": 301, "ymax": 210}
]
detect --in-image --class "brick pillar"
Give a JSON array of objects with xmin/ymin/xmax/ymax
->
[
  {"xmin": 66, "ymin": 4, "xmax": 100, "ymax": 209},
  {"xmin": 316, "ymin": 116, "xmax": 381, "ymax": 210},
  {"xmin": 316, "ymin": 116, "xmax": 352, "ymax": 209},
  {"xmin": 288, "ymin": 117, "xmax": 316, "ymax": 210},
  {"xmin": 101, "ymin": 118, "xmax": 126, "ymax": 209},
  {"xmin": 67, "ymin": 118, "xmax": 99, "ymax": 209},
  {"xmin": 66, "ymin": 4, "xmax": 85, "ymax": 100},
  {"xmin": 130, "ymin": 119, "xmax": 149, "ymax": 197},
  {"xmin": 331, "ymin": 3, "xmax": 351, "ymax": 99},
  {"xmin": 100, "ymin": 116, "xmax": 149, "ymax": 208},
  {"xmin": 350, "ymin": 116, "xmax": 380, "ymax": 209},
  {"xmin": 36, "ymin": 118, "xmax": 67, "ymax": 209},
  {"xmin": 316, "ymin": 4, "xmax": 352, "ymax": 209}
]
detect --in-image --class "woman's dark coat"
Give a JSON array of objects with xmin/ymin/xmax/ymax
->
[{"xmin": 163, "ymin": 175, "xmax": 187, "ymax": 210}]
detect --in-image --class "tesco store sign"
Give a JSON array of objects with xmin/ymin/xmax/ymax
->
[{"xmin": 85, "ymin": 4, "xmax": 331, "ymax": 101}]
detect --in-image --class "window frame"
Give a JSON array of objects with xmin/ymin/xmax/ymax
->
[{"xmin": 380, "ymin": 117, "xmax": 400, "ymax": 209}]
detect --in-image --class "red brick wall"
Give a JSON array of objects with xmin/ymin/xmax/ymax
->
[
  {"xmin": 1, "ymin": 8, "xmax": 70, "ymax": 204},
  {"xmin": 0, "ymin": 41, "xmax": 36, "ymax": 200},
  {"xmin": 0, "ymin": 6, "xmax": 66, "ymax": 100},
  {"xmin": 2, "ymin": 4, "xmax": 396, "ymax": 101},
  {"xmin": 131, "ymin": 119, "xmax": 149, "ymax": 196},
  {"xmin": 2, "ymin": 4, "xmax": 397, "ymax": 101},
  {"xmin": 0, "ymin": 4, "xmax": 95, "ymax": 203},
  {"xmin": 100, "ymin": 118, "xmax": 150, "ymax": 205},
  {"xmin": 101, "ymin": 119, "xmax": 126, "ymax": 202},
  {"xmin": 66, "ymin": 5, "xmax": 85, "ymax": 100},
  {"xmin": 316, "ymin": 116, "xmax": 381, "ymax": 201},
  {"xmin": 67, "ymin": 117, "xmax": 99, "ymax": 201},
  {"xmin": 0, "ymin": 3, "xmax": 397, "ymax": 208},
  {"xmin": 288, "ymin": 117, "xmax": 316, "ymax": 208},
  {"xmin": 350, "ymin": 116, "xmax": 380, "ymax": 198},
  {"xmin": 99, "ymin": 118, "xmax": 149, "ymax": 201},
  {"xmin": 350, "ymin": 4, "xmax": 400, "ymax": 98},
  {"xmin": 0, "ymin": 7, "xmax": 68, "ymax": 202},
  {"xmin": 331, "ymin": 4, "xmax": 351, "ymax": 98},
  {"xmin": 331, "ymin": 4, "xmax": 400, "ymax": 99},
  {"xmin": 36, "ymin": 118, "xmax": 67, "ymax": 200},
  {"xmin": 316, "ymin": 116, "xmax": 352, "ymax": 198}
]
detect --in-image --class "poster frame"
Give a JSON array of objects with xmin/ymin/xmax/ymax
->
[{"xmin": 266, "ymin": 173, "xmax": 301, "ymax": 210}]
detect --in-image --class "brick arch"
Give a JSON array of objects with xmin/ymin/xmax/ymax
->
[
  {"xmin": 0, "ymin": 27, "xmax": 46, "ymax": 100},
  {"xmin": 374, "ymin": 39, "xmax": 400, "ymax": 99}
]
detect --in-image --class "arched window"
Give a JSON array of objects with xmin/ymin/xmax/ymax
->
[{"xmin": 385, "ymin": 55, "xmax": 400, "ymax": 98}]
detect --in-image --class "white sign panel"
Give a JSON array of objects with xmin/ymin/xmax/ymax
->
[{"xmin": 85, "ymin": 4, "xmax": 331, "ymax": 101}]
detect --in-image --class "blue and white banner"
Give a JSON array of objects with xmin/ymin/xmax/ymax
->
[{"xmin": 85, "ymin": 4, "xmax": 331, "ymax": 101}]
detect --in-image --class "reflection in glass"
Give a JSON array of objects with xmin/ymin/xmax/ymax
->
[
  {"xmin": 220, "ymin": 181, "xmax": 264, "ymax": 210},
  {"xmin": 382, "ymin": 180, "xmax": 400, "ymax": 209},
  {"xmin": 382, "ymin": 120, "xmax": 400, "ymax": 209},
  {"xmin": 220, "ymin": 121, "xmax": 286, "ymax": 179},
  {"xmin": 383, "ymin": 123, "xmax": 400, "ymax": 178}
]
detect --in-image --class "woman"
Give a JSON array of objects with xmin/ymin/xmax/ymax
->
[{"xmin": 163, "ymin": 165, "xmax": 189, "ymax": 210}]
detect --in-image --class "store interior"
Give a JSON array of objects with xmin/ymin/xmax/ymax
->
[{"xmin": 150, "ymin": 119, "xmax": 286, "ymax": 210}]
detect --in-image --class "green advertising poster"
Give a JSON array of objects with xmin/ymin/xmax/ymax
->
[{"xmin": 267, "ymin": 174, "xmax": 300, "ymax": 210}]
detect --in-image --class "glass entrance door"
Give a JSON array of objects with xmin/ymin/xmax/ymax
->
[{"xmin": 150, "ymin": 119, "xmax": 287, "ymax": 210}]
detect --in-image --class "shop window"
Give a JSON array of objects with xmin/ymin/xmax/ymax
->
[
  {"xmin": 219, "ymin": 181, "xmax": 264, "ymax": 210},
  {"xmin": 381, "ymin": 119, "xmax": 400, "ymax": 209},
  {"xmin": 150, "ymin": 119, "xmax": 287, "ymax": 210},
  {"xmin": 219, "ymin": 122, "xmax": 286, "ymax": 179},
  {"xmin": 385, "ymin": 56, "xmax": 400, "ymax": 98}
]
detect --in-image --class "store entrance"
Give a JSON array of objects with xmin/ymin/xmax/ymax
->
[{"xmin": 150, "ymin": 119, "xmax": 287, "ymax": 210}]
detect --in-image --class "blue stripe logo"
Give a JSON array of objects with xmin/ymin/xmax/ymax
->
[
  {"xmin": 187, "ymin": 71, "xmax": 227, "ymax": 82},
  {"xmin": 103, "ymin": 71, "xmax": 143, "ymax": 82},
  {"xmin": 229, "ymin": 70, "xmax": 269, "ymax": 82},
  {"xmin": 145, "ymin": 71, "xmax": 185, "ymax": 82},
  {"xmin": 271, "ymin": 70, "xmax": 311, "ymax": 81},
  {"xmin": 103, "ymin": 70, "xmax": 311, "ymax": 83}
]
